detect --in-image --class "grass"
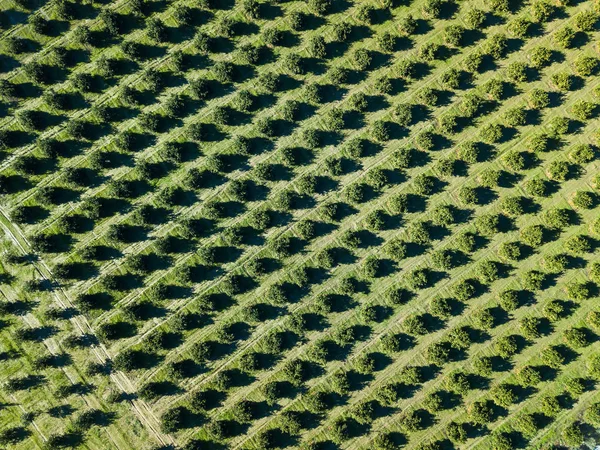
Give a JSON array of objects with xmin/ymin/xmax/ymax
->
[{"xmin": 0, "ymin": 0, "xmax": 600, "ymax": 448}]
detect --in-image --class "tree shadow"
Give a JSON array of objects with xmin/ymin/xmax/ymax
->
[
  {"xmin": 36, "ymin": 352, "xmax": 73, "ymax": 370},
  {"xmin": 16, "ymin": 325, "xmax": 57, "ymax": 342}
]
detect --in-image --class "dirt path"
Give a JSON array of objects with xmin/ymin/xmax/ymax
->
[{"xmin": 0, "ymin": 206, "xmax": 173, "ymax": 448}]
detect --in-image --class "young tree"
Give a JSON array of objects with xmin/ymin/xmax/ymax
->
[
  {"xmin": 546, "ymin": 160, "xmax": 569, "ymax": 182},
  {"xmin": 480, "ymin": 123, "xmax": 503, "ymax": 143},
  {"xmin": 585, "ymin": 402, "xmax": 600, "ymax": 426},
  {"xmin": 498, "ymin": 242, "xmax": 521, "ymax": 261},
  {"xmin": 568, "ymin": 100, "xmax": 593, "ymax": 124},
  {"xmin": 530, "ymin": 45, "xmax": 552, "ymax": 68},
  {"xmin": 508, "ymin": 17, "xmax": 531, "ymax": 37},
  {"xmin": 353, "ymin": 49, "xmax": 373, "ymax": 71},
  {"xmin": 495, "ymin": 335, "xmax": 519, "ymax": 358},
  {"xmin": 565, "ymin": 234, "xmax": 592, "ymax": 254},
  {"xmin": 507, "ymin": 62, "xmax": 528, "ymax": 83},
  {"xmin": 569, "ymin": 143, "xmax": 594, "ymax": 164},
  {"xmin": 554, "ymin": 26, "xmax": 576, "ymax": 48},
  {"xmin": 528, "ymin": 88, "xmax": 550, "ymax": 109},
  {"xmin": 308, "ymin": 0, "xmax": 332, "ymax": 15},
  {"xmin": 446, "ymin": 421, "xmax": 468, "ymax": 443},
  {"xmin": 541, "ymin": 345, "xmax": 566, "ymax": 369},
  {"xmin": 572, "ymin": 191, "xmax": 595, "ymax": 209},
  {"xmin": 574, "ymin": 11, "xmax": 598, "ymax": 31},
  {"xmin": 524, "ymin": 178, "xmax": 549, "ymax": 198},
  {"xmin": 146, "ymin": 17, "xmax": 168, "ymax": 43},
  {"xmin": 307, "ymin": 35, "xmax": 326, "ymax": 59},
  {"xmin": 563, "ymin": 327, "xmax": 591, "ymax": 348},
  {"xmin": 562, "ymin": 422, "xmax": 584, "ymax": 447},
  {"xmin": 530, "ymin": 1, "xmax": 556, "ymax": 23},
  {"xmin": 377, "ymin": 32, "xmax": 396, "ymax": 53},
  {"xmin": 575, "ymin": 55, "xmax": 599, "ymax": 77},
  {"xmin": 528, "ymin": 133, "xmax": 550, "ymax": 153},
  {"xmin": 551, "ymin": 72, "xmax": 574, "ymax": 92},
  {"xmin": 468, "ymin": 401, "xmax": 493, "ymax": 424}
]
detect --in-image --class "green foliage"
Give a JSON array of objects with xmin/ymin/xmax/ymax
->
[
  {"xmin": 431, "ymin": 204, "xmax": 456, "ymax": 226},
  {"xmin": 428, "ymin": 297, "xmax": 452, "ymax": 319},
  {"xmin": 530, "ymin": 47, "xmax": 553, "ymax": 70},
  {"xmin": 541, "ymin": 345, "xmax": 566, "ymax": 369},
  {"xmin": 521, "ymin": 224, "xmax": 545, "ymax": 247},
  {"xmin": 507, "ymin": 62, "xmax": 528, "ymax": 83},
  {"xmin": 566, "ymin": 281, "xmax": 592, "ymax": 300},
  {"xmin": 514, "ymin": 413, "xmax": 540, "ymax": 437},
  {"xmin": 477, "ymin": 260, "xmax": 500, "ymax": 284},
  {"xmin": 419, "ymin": 42, "xmax": 441, "ymax": 61},
  {"xmin": 465, "ymin": 8, "xmax": 486, "ymax": 28},
  {"xmin": 468, "ymin": 401, "xmax": 493, "ymax": 424},
  {"xmin": 498, "ymin": 242, "xmax": 521, "ymax": 261},
  {"xmin": 562, "ymin": 422, "xmax": 584, "ymax": 447},
  {"xmin": 445, "ymin": 422, "xmax": 468, "ymax": 443},
  {"xmin": 521, "ymin": 270, "xmax": 546, "ymax": 290},
  {"xmin": 441, "ymin": 68, "xmax": 461, "ymax": 89},
  {"xmin": 543, "ymin": 254, "xmax": 569, "ymax": 273},
  {"xmin": 495, "ymin": 334, "xmax": 520, "ymax": 358},
  {"xmin": 372, "ymin": 433, "xmax": 398, "ymax": 450},
  {"xmin": 544, "ymin": 207, "xmax": 573, "ymax": 229},
  {"xmin": 449, "ymin": 279, "xmax": 473, "ymax": 302},
  {"xmin": 565, "ymin": 234, "xmax": 592, "ymax": 254},
  {"xmin": 575, "ymin": 11, "xmax": 597, "ymax": 31},
  {"xmin": 479, "ymin": 123, "xmax": 503, "ymax": 143},
  {"xmin": 508, "ymin": 17, "xmax": 531, "ymax": 37},
  {"xmin": 551, "ymin": 72, "xmax": 574, "ymax": 92},
  {"xmin": 554, "ymin": 26, "xmax": 576, "ymax": 48},
  {"xmin": 472, "ymin": 308, "xmax": 495, "ymax": 330},
  {"xmin": 405, "ymin": 268, "xmax": 430, "ymax": 289},
  {"xmin": 413, "ymin": 174, "xmax": 436, "ymax": 195},
  {"xmin": 430, "ymin": 249, "xmax": 455, "ymax": 270},
  {"xmin": 500, "ymin": 290, "xmax": 520, "ymax": 312},
  {"xmin": 563, "ymin": 327, "xmax": 591, "ymax": 348},
  {"xmin": 418, "ymin": 87, "xmax": 439, "ymax": 106},
  {"xmin": 484, "ymin": 34, "xmax": 508, "ymax": 60},
  {"xmin": 528, "ymin": 88, "xmax": 550, "ymax": 109},
  {"xmin": 503, "ymin": 107, "xmax": 527, "ymax": 127},
  {"xmin": 517, "ymin": 365, "xmax": 542, "ymax": 386},
  {"xmin": 386, "ymin": 287, "xmax": 411, "ymax": 305},
  {"xmin": 490, "ymin": 432, "xmax": 513, "ymax": 450},
  {"xmin": 308, "ymin": 0, "xmax": 332, "ymax": 15},
  {"xmin": 531, "ymin": 1, "xmax": 556, "ymax": 23},
  {"xmin": 585, "ymin": 402, "xmax": 600, "ymax": 425},
  {"xmin": 575, "ymin": 54, "xmax": 599, "ymax": 76},
  {"xmin": 569, "ymin": 143, "xmax": 595, "ymax": 164},
  {"xmin": 377, "ymin": 32, "xmax": 396, "ymax": 53},
  {"xmin": 501, "ymin": 195, "xmax": 526, "ymax": 217},
  {"xmin": 371, "ymin": 120, "xmax": 390, "ymax": 141},
  {"xmin": 524, "ymin": 178, "xmax": 549, "ymax": 198},
  {"xmin": 399, "ymin": 409, "xmax": 425, "ymax": 432},
  {"xmin": 458, "ymin": 185, "xmax": 478, "ymax": 205},
  {"xmin": 394, "ymin": 103, "xmax": 413, "ymax": 127},
  {"xmin": 572, "ymin": 190, "xmax": 595, "ymax": 209},
  {"xmin": 520, "ymin": 316, "xmax": 542, "ymax": 339},
  {"xmin": 353, "ymin": 48, "xmax": 373, "ymax": 71},
  {"xmin": 443, "ymin": 24, "xmax": 465, "ymax": 46},
  {"xmin": 383, "ymin": 239, "xmax": 407, "ymax": 262},
  {"xmin": 474, "ymin": 214, "xmax": 500, "ymax": 236},
  {"xmin": 403, "ymin": 314, "xmax": 429, "ymax": 336},
  {"xmin": 572, "ymin": 100, "xmax": 596, "ymax": 120},
  {"xmin": 425, "ymin": 341, "xmax": 452, "ymax": 365},
  {"xmin": 590, "ymin": 262, "xmax": 600, "ymax": 283},
  {"xmin": 541, "ymin": 395, "xmax": 562, "ymax": 416},
  {"xmin": 406, "ymin": 221, "xmax": 432, "ymax": 245}
]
